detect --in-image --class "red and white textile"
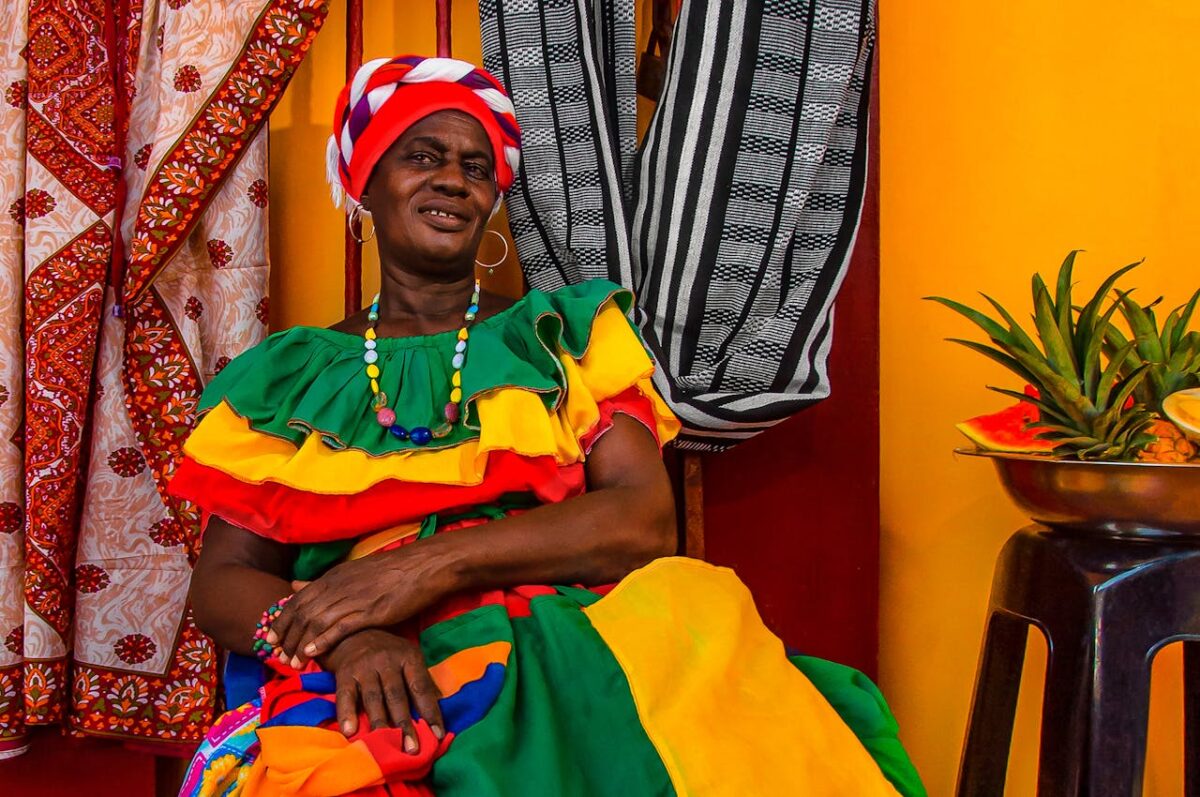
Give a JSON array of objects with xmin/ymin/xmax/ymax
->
[{"xmin": 0, "ymin": 0, "xmax": 327, "ymax": 757}]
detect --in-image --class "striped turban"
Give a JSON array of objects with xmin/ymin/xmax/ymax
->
[{"xmin": 326, "ymin": 55, "xmax": 521, "ymax": 208}]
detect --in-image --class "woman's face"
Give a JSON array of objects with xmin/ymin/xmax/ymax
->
[{"xmin": 363, "ymin": 110, "xmax": 498, "ymax": 274}]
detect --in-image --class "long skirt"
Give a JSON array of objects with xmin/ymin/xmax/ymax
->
[{"xmin": 180, "ymin": 557, "xmax": 924, "ymax": 797}]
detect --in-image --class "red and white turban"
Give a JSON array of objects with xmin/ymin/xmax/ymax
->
[{"xmin": 326, "ymin": 55, "xmax": 521, "ymax": 208}]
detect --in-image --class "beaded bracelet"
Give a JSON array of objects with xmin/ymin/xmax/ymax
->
[{"xmin": 251, "ymin": 595, "xmax": 292, "ymax": 661}]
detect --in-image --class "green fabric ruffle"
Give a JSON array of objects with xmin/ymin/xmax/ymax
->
[{"xmin": 197, "ymin": 279, "xmax": 637, "ymax": 456}]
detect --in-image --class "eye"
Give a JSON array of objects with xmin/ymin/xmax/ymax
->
[
  {"xmin": 465, "ymin": 162, "xmax": 490, "ymax": 179},
  {"xmin": 409, "ymin": 151, "xmax": 435, "ymax": 164}
]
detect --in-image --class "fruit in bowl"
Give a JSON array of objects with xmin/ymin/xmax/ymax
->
[{"xmin": 927, "ymin": 251, "xmax": 1200, "ymax": 463}]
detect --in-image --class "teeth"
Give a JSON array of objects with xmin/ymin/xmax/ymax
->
[{"xmin": 427, "ymin": 209, "xmax": 455, "ymax": 219}]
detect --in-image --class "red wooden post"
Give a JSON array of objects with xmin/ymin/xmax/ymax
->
[
  {"xmin": 344, "ymin": 0, "xmax": 365, "ymax": 315},
  {"xmin": 436, "ymin": 0, "xmax": 453, "ymax": 57},
  {"xmin": 683, "ymin": 453, "xmax": 705, "ymax": 559}
]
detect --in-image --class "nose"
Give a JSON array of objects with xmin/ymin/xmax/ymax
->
[{"xmin": 430, "ymin": 161, "xmax": 469, "ymax": 196}]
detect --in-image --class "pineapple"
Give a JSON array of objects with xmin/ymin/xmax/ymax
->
[
  {"xmin": 1138, "ymin": 419, "xmax": 1195, "ymax": 463},
  {"xmin": 926, "ymin": 251, "xmax": 1157, "ymax": 461},
  {"xmin": 1103, "ymin": 289, "xmax": 1200, "ymax": 462}
]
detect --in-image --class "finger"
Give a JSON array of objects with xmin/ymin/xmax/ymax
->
[
  {"xmin": 267, "ymin": 588, "xmax": 312, "ymax": 646},
  {"xmin": 265, "ymin": 600, "xmax": 292, "ymax": 646},
  {"xmin": 273, "ymin": 590, "xmax": 316, "ymax": 653},
  {"xmin": 359, "ymin": 674, "xmax": 391, "ymax": 732},
  {"xmin": 336, "ymin": 674, "xmax": 359, "ymax": 737},
  {"xmin": 380, "ymin": 668, "xmax": 413, "ymax": 737},
  {"xmin": 404, "ymin": 658, "xmax": 445, "ymax": 741},
  {"xmin": 279, "ymin": 594, "xmax": 347, "ymax": 659},
  {"xmin": 291, "ymin": 580, "xmax": 311, "ymax": 591},
  {"xmin": 302, "ymin": 612, "xmax": 369, "ymax": 659}
]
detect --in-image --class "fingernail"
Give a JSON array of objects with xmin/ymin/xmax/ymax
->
[
  {"xmin": 404, "ymin": 734, "xmax": 418, "ymax": 754},
  {"xmin": 342, "ymin": 721, "xmax": 354, "ymax": 735},
  {"xmin": 431, "ymin": 724, "xmax": 444, "ymax": 740},
  {"xmin": 266, "ymin": 631, "xmax": 278, "ymax": 644},
  {"xmin": 304, "ymin": 643, "xmax": 317, "ymax": 657},
  {"xmin": 290, "ymin": 656, "xmax": 303, "ymax": 670}
]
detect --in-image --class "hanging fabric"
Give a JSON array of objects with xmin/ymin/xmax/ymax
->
[
  {"xmin": 0, "ymin": 0, "xmax": 327, "ymax": 757},
  {"xmin": 480, "ymin": 0, "xmax": 875, "ymax": 450}
]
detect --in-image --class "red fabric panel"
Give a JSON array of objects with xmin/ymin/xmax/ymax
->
[{"xmin": 171, "ymin": 452, "xmax": 583, "ymax": 543}]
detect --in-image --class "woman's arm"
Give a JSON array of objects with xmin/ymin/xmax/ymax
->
[
  {"xmin": 434, "ymin": 413, "xmax": 678, "ymax": 589},
  {"xmin": 272, "ymin": 415, "xmax": 677, "ymax": 661},
  {"xmin": 189, "ymin": 518, "xmax": 295, "ymax": 655}
]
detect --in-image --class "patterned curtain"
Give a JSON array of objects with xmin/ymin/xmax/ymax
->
[
  {"xmin": 481, "ymin": 0, "xmax": 876, "ymax": 450},
  {"xmin": 0, "ymin": 0, "xmax": 327, "ymax": 757}
]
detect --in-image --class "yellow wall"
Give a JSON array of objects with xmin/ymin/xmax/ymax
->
[
  {"xmin": 272, "ymin": 2, "xmax": 1195, "ymax": 794},
  {"xmin": 879, "ymin": 2, "xmax": 1196, "ymax": 794}
]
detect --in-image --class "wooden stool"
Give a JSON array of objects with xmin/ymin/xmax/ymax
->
[{"xmin": 956, "ymin": 525, "xmax": 1200, "ymax": 796}]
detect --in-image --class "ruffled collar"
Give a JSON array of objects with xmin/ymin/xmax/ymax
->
[{"xmin": 197, "ymin": 279, "xmax": 637, "ymax": 455}]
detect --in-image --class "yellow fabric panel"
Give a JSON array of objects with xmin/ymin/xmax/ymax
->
[
  {"xmin": 249, "ymin": 727, "xmax": 385, "ymax": 796},
  {"xmin": 427, "ymin": 640, "xmax": 513, "ymax": 696},
  {"xmin": 577, "ymin": 304, "xmax": 656, "ymax": 397},
  {"xmin": 639, "ymin": 377, "xmax": 680, "ymax": 443},
  {"xmin": 185, "ymin": 403, "xmax": 493, "ymax": 492},
  {"xmin": 585, "ymin": 558, "xmax": 900, "ymax": 796}
]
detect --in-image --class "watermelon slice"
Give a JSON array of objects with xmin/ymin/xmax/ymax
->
[{"xmin": 956, "ymin": 389, "xmax": 1057, "ymax": 454}]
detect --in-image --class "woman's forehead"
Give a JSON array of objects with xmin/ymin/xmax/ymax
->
[{"xmin": 397, "ymin": 110, "xmax": 492, "ymax": 155}]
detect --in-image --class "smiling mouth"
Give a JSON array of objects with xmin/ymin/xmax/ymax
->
[{"xmin": 423, "ymin": 209, "xmax": 460, "ymax": 220}]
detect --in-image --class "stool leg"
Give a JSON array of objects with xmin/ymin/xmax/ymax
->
[
  {"xmin": 957, "ymin": 611, "xmax": 1028, "ymax": 796},
  {"xmin": 1186, "ymin": 641, "xmax": 1200, "ymax": 797},
  {"xmin": 1086, "ymin": 634, "xmax": 1153, "ymax": 797},
  {"xmin": 1036, "ymin": 629, "xmax": 1091, "ymax": 796}
]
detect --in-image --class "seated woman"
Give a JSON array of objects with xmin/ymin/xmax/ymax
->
[{"xmin": 172, "ymin": 55, "xmax": 922, "ymax": 797}]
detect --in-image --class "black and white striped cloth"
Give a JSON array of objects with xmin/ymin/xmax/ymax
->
[{"xmin": 480, "ymin": 0, "xmax": 875, "ymax": 451}]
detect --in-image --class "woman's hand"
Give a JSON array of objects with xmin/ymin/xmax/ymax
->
[
  {"xmin": 321, "ymin": 628, "xmax": 445, "ymax": 749},
  {"xmin": 269, "ymin": 543, "xmax": 457, "ymax": 663}
]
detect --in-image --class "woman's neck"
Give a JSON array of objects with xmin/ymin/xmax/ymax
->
[{"xmin": 377, "ymin": 268, "xmax": 476, "ymax": 323}]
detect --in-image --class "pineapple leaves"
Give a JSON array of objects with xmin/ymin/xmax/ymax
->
[
  {"xmin": 1083, "ymin": 298, "xmax": 1124, "ymax": 399},
  {"xmin": 987, "ymin": 386, "xmax": 1074, "ymax": 425},
  {"xmin": 1053, "ymin": 250, "xmax": 1078, "ymax": 359},
  {"xmin": 945, "ymin": 339, "xmax": 1039, "ymax": 387},
  {"xmin": 979, "ymin": 293, "xmax": 1040, "ymax": 355},
  {"xmin": 1118, "ymin": 292, "xmax": 1166, "ymax": 363},
  {"xmin": 1095, "ymin": 340, "xmax": 1136, "ymax": 411},
  {"xmin": 923, "ymin": 297, "xmax": 1015, "ymax": 348},
  {"xmin": 1075, "ymin": 259, "xmax": 1142, "ymax": 363},
  {"xmin": 1032, "ymin": 281, "xmax": 1079, "ymax": 379},
  {"xmin": 930, "ymin": 252, "xmax": 1193, "ymax": 460},
  {"xmin": 1173, "ymin": 289, "xmax": 1200, "ymax": 352}
]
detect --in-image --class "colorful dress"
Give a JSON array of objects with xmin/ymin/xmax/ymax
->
[{"xmin": 170, "ymin": 280, "xmax": 924, "ymax": 797}]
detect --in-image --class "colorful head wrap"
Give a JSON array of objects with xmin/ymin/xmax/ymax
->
[{"xmin": 326, "ymin": 55, "xmax": 522, "ymax": 209}]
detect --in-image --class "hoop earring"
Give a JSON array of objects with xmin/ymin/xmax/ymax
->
[
  {"xmin": 348, "ymin": 204, "xmax": 375, "ymax": 244},
  {"xmin": 474, "ymin": 229, "xmax": 509, "ymax": 275}
]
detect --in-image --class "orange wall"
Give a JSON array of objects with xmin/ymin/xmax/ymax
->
[{"xmin": 879, "ymin": 2, "xmax": 1196, "ymax": 794}]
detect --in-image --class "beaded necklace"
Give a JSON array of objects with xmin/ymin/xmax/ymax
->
[{"xmin": 364, "ymin": 278, "xmax": 480, "ymax": 446}]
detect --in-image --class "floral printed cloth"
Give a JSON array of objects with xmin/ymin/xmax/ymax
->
[{"xmin": 0, "ymin": 0, "xmax": 327, "ymax": 757}]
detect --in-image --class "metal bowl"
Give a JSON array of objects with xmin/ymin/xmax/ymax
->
[{"xmin": 956, "ymin": 448, "xmax": 1200, "ymax": 538}]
